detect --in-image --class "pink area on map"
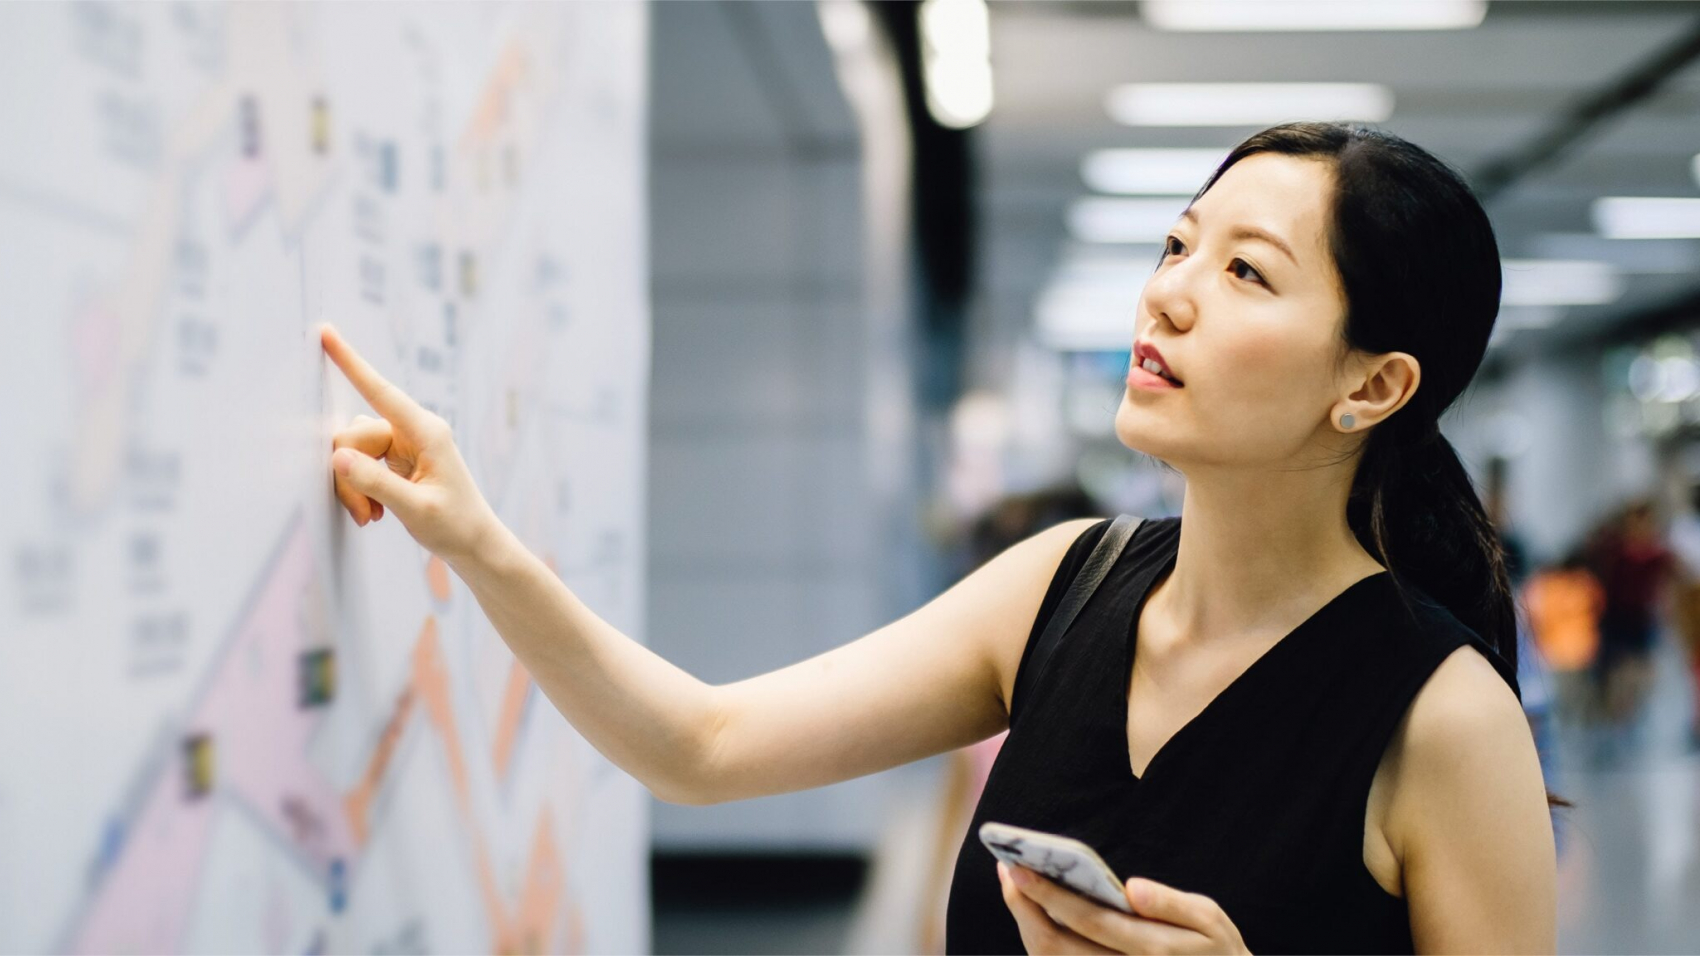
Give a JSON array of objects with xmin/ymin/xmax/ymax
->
[
  {"xmin": 71, "ymin": 300, "xmax": 122, "ymax": 394},
  {"xmin": 70, "ymin": 764, "xmax": 218, "ymax": 954},
  {"xmin": 224, "ymin": 156, "xmax": 273, "ymax": 233},
  {"xmin": 191, "ymin": 522, "xmax": 353, "ymax": 866},
  {"xmin": 73, "ymin": 521, "xmax": 350, "ymax": 952}
]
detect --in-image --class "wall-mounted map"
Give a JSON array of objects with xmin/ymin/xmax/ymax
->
[{"xmin": 0, "ymin": 4, "xmax": 651, "ymax": 952}]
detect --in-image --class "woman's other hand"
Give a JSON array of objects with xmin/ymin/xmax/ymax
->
[
  {"xmin": 998, "ymin": 862, "xmax": 1248, "ymax": 954},
  {"xmin": 322, "ymin": 324, "xmax": 498, "ymax": 562}
]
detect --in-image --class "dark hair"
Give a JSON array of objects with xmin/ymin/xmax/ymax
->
[{"xmin": 1193, "ymin": 122, "xmax": 1520, "ymax": 694}]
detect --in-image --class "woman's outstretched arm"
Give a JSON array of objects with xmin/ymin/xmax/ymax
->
[{"xmin": 321, "ymin": 325, "xmax": 1093, "ymax": 806}]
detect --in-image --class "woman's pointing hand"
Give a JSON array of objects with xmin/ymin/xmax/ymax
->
[{"xmin": 322, "ymin": 324, "xmax": 498, "ymax": 562}]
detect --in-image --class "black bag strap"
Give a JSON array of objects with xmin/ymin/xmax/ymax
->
[{"xmin": 1022, "ymin": 515, "xmax": 1143, "ymax": 707}]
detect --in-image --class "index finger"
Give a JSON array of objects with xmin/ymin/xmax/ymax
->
[{"xmin": 320, "ymin": 324, "xmax": 429, "ymax": 428}]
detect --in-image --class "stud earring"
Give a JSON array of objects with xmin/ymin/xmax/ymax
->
[{"xmin": 1340, "ymin": 413, "xmax": 1355, "ymax": 430}]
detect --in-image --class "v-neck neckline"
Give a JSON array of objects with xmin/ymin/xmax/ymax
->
[{"xmin": 1118, "ymin": 530, "xmax": 1389, "ymax": 784}]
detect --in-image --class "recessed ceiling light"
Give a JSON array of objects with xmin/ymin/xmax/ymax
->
[
  {"xmin": 1081, "ymin": 148, "xmax": 1230, "ymax": 195},
  {"xmin": 1691, "ymin": 153, "xmax": 1700, "ymax": 189},
  {"xmin": 1140, "ymin": 0, "xmax": 1486, "ymax": 32},
  {"xmin": 1067, "ymin": 197, "xmax": 1189, "ymax": 243},
  {"xmin": 1500, "ymin": 259, "xmax": 1623, "ymax": 307},
  {"xmin": 1593, "ymin": 197, "xmax": 1700, "ymax": 239},
  {"xmin": 1105, "ymin": 83, "xmax": 1393, "ymax": 127}
]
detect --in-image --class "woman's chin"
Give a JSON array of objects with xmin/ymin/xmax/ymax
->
[{"xmin": 1114, "ymin": 403, "xmax": 1168, "ymax": 453}]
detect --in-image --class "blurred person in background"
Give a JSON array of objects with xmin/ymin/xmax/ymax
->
[
  {"xmin": 1664, "ymin": 483, "xmax": 1700, "ymax": 749},
  {"xmin": 315, "ymin": 121, "xmax": 1556, "ymax": 955},
  {"xmin": 1589, "ymin": 500, "xmax": 1674, "ymax": 757},
  {"xmin": 1487, "ymin": 462, "xmax": 1554, "ymax": 788},
  {"xmin": 911, "ymin": 484, "xmax": 1108, "ymax": 954},
  {"xmin": 850, "ymin": 484, "xmax": 1108, "ymax": 955},
  {"xmin": 1523, "ymin": 549, "xmax": 1605, "ymax": 731}
]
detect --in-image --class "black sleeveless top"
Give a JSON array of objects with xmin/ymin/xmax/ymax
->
[{"xmin": 945, "ymin": 516, "xmax": 1511, "ymax": 954}]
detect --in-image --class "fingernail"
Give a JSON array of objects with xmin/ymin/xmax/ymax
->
[
  {"xmin": 1126, "ymin": 879, "xmax": 1149, "ymax": 907},
  {"xmin": 1008, "ymin": 866, "xmax": 1033, "ymax": 885},
  {"xmin": 332, "ymin": 450, "xmax": 353, "ymax": 476}
]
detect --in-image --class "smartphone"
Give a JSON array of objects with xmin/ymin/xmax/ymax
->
[{"xmin": 978, "ymin": 821, "xmax": 1133, "ymax": 913}]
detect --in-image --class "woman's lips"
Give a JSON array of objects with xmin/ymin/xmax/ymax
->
[{"xmin": 1127, "ymin": 363, "xmax": 1181, "ymax": 391}]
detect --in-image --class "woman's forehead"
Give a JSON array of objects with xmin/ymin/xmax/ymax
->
[{"xmin": 1191, "ymin": 153, "xmax": 1334, "ymax": 259}]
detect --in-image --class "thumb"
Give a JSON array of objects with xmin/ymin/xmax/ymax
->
[
  {"xmin": 333, "ymin": 447, "xmax": 424, "ymax": 515},
  {"xmin": 1124, "ymin": 878, "xmax": 1192, "ymax": 925}
]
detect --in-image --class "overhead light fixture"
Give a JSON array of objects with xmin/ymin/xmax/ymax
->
[
  {"xmin": 1593, "ymin": 197, "xmax": 1700, "ymax": 239},
  {"xmin": 1035, "ymin": 282, "xmax": 1145, "ymax": 351},
  {"xmin": 1528, "ymin": 232, "xmax": 1700, "ymax": 275},
  {"xmin": 1052, "ymin": 249, "xmax": 1165, "ymax": 283},
  {"xmin": 818, "ymin": 0, "xmax": 871, "ymax": 55},
  {"xmin": 1693, "ymin": 153, "xmax": 1700, "ymax": 188},
  {"xmin": 1106, "ymin": 82, "xmax": 1393, "ymax": 127},
  {"xmin": 919, "ymin": 0, "xmax": 993, "ymax": 129},
  {"xmin": 1495, "ymin": 306, "xmax": 1563, "ymax": 331},
  {"xmin": 1081, "ymin": 148, "xmax": 1229, "ymax": 195},
  {"xmin": 1140, "ymin": 0, "xmax": 1486, "ymax": 32},
  {"xmin": 1500, "ymin": 259, "xmax": 1623, "ymax": 307},
  {"xmin": 1034, "ymin": 254, "xmax": 1151, "ymax": 351},
  {"xmin": 1068, "ymin": 196, "xmax": 1188, "ymax": 244}
]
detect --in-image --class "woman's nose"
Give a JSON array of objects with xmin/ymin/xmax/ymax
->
[{"xmin": 1140, "ymin": 257, "xmax": 1197, "ymax": 333}]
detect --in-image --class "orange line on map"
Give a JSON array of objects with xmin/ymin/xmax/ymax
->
[
  {"xmin": 337, "ymin": 616, "xmax": 570, "ymax": 951},
  {"xmin": 343, "ymin": 681, "xmax": 415, "ymax": 846},
  {"xmin": 491, "ymin": 661, "xmax": 532, "ymax": 780},
  {"xmin": 426, "ymin": 555, "xmax": 453, "ymax": 602},
  {"xmin": 408, "ymin": 617, "xmax": 565, "ymax": 952},
  {"xmin": 462, "ymin": 44, "xmax": 531, "ymax": 148},
  {"xmin": 507, "ymin": 808, "xmax": 564, "ymax": 954}
]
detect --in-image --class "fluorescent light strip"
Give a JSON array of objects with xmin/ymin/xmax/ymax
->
[
  {"xmin": 1106, "ymin": 82, "xmax": 1393, "ymax": 127},
  {"xmin": 1035, "ymin": 277, "xmax": 1145, "ymax": 352},
  {"xmin": 1496, "ymin": 306, "xmax": 1563, "ymax": 331},
  {"xmin": 1036, "ymin": 306, "xmax": 1140, "ymax": 351},
  {"xmin": 1593, "ymin": 197, "xmax": 1700, "ymax": 239},
  {"xmin": 1499, "ymin": 259, "xmax": 1623, "ymax": 307},
  {"xmin": 1068, "ymin": 197, "xmax": 1189, "ymax": 244},
  {"xmin": 1141, "ymin": 0, "xmax": 1486, "ymax": 32},
  {"xmin": 920, "ymin": 0, "xmax": 993, "ymax": 129},
  {"xmin": 1527, "ymin": 233, "xmax": 1700, "ymax": 275},
  {"xmin": 1081, "ymin": 148, "xmax": 1230, "ymax": 195}
]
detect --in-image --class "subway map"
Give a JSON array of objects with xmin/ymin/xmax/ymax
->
[{"xmin": 0, "ymin": 4, "xmax": 651, "ymax": 952}]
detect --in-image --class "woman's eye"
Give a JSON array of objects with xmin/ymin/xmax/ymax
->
[
  {"xmin": 1230, "ymin": 258, "xmax": 1265, "ymax": 285},
  {"xmin": 1163, "ymin": 235, "xmax": 1185, "ymax": 257}
]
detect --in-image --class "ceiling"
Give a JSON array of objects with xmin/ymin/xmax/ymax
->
[{"xmin": 972, "ymin": 0, "xmax": 1700, "ymax": 378}]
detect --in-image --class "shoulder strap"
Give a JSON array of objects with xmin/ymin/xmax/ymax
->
[{"xmin": 1024, "ymin": 515, "xmax": 1143, "ymax": 699}]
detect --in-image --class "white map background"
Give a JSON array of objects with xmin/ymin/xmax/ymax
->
[{"xmin": 0, "ymin": 4, "xmax": 651, "ymax": 952}]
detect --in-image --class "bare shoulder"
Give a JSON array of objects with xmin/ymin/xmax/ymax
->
[
  {"xmin": 966, "ymin": 517, "xmax": 1107, "ymax": 716},
  {"xmin": 1403, "ymin": 645, "xmax": 1530, "ymax": 755},
  {"xmin": 1383, "ymin": 643, "xmax": 1557, "ymax": 952},
  {"xmin": 1386, "ymin": 644, "xmax": 1538, "ymax": 830}
]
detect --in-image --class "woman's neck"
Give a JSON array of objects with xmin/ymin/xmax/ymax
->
[{"xmin": 1154, "ymin": 460, "xmax": 1385, "ymax": 643}]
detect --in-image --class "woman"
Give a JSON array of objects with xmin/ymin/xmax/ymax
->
[{"xmin": 321, "ymin": 121, "xmax": 1556, "ymax": 954}]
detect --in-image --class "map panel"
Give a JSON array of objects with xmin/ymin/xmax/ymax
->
[{"xmin": 0, "ymin": 4, "xmax": 651, "ymax": 952}]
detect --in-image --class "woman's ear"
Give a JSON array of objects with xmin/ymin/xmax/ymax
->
[{"xmin": 1332, "ymin": 351, "xmax": 1420, "ymax": 433}]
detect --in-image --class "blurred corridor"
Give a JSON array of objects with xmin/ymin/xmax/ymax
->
[{"xmin": 647, "ymin": 2, "xmax": 1700, "ymax": 953}]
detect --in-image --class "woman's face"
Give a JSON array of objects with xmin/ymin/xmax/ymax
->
[{"xmin": 1114, "ymin": 151, "xmax": 1352, "ymax": 472}]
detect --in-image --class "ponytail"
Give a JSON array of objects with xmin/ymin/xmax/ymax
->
[{"xmin": 1348, "ymin": 417, "xmax": 1520, "ymax": 697}]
